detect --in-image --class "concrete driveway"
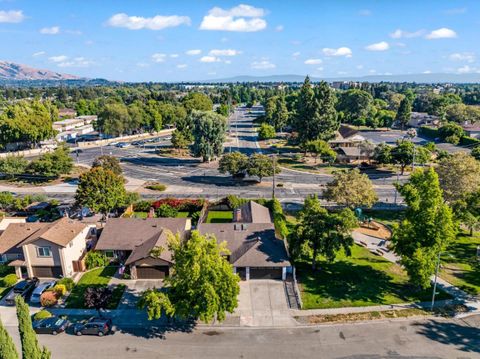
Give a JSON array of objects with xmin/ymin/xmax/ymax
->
[
  {"xmin": 235, "ymin": 280, "xmax": 296, "ymax": 327},
  {"xmin": 114, "ymin": 279, "xmax": 163, "ymax": 309}
]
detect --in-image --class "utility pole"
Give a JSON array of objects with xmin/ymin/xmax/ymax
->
[
  {"xmin": 272, "ymin": 153, "xmax": 276, "ymax": 199},
  {"xmin": 431, "ymin": 250, "xmax": 442, "ymax": 311}
]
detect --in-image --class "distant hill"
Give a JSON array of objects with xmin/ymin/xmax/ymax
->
[
  {"xmin": 204, "ymin": 73, "xmax": 480, "ymax": 84},
  {"xmin": 0, "ymin": 61, "xmax": 83, "ymax": 81}
]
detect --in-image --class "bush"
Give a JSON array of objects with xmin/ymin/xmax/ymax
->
[
  {"xmin": 151, "ymin": 198, "xmax": 205, "ymax": 212},
  {"xmin": 227, "ymin": 195, "xmax": 248, "ymax": 209},
  {"xmin": 146, "ymin": 183, "xmax": 167, "ymax": 191},
  {"xmin": 2, "ymin": 273, "xmax": 18, "ymax": 287},
  {"xmin": 155, "ymin": 204, "xmax": 178, "ymax": 218},
  {"xmin": 258, "ymin": 123, "xmax": 276, "ymax": 140},
  {"xmin": 53, "ymin": 284, "xmax": 67, "ymax": 297},
  {"xmin": 85, "ymin": 251, "xmax": 109, "ymax": 269},
  {"xmin": 33, "ymin": 310, "xmax": 52, "ymax": 321},
  {"xmin": 40, "ymin": 291, "xmax": 58, "ymax": 307},
  {"xmin": 472, "ymin": 146, "xmax": 480, "ymax": 161},
  {"xmin": 445, "ymin": 134, "xmax": 460, "ymax": 145},
  {"xmin": 56, "ymin": 277, "xmax": 74, "ymax": 291},
  {"xmin": 133, "ymin": 200, "xmax": 153, "ymax": 212}
]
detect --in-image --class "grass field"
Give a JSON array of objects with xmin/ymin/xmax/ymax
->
[
  {"xmin": 440, "ymin": 231, "xmax": 480, "ymax": 295},
  {"xmin": 65, "ymin": 266, "xmax": 125, "ymax": 309},
  {"xmin": 205, "ymin": 211, "xmax": 233, "ymax": 223},
  {"xmin": 298, "ymin": 244, "xmax": 450, "ymax": 309},
  {"xmin": 0, "ymin": 264, "xmax": 15, "ymax": 299}
]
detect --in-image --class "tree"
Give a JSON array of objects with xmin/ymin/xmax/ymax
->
[
  {"xmin": 191, "ymin": 111, "xmax": 227, "ymax": 162},
  {"xmin": 0, "ymin": 156, "xmax": 28, "ymax": 179},
  {"xmin": 290, "ymin": 195, "xmax": 357, "ymax": 268},
  {"xmin": 258, "ymin": 123, "xmax": 276, "ymax": 140},
  {"xmin": 218, "ymin": 152, "xmax": 248, "ymax": 177},
  {"xmin": 96, "ymin": 103, "xmax": 130, "ymax": 136},
  {"xmin": 435, "ymin": 152, "xmax": 480, "ymax": 203},
  {"xmin": 438, "ymin": 122, "xmax": 464, "ymax": 145},
  {"xmin": 75, "ymin": 167, "xmax": 126, "ymax": 216},
  {"xmin": 373, "ymin": 143, "xmax": 392, "ymax": 165},
  {"xmin": 272, "ymin": 95, "xmax": 288, "ymax": 130},
  {"xmin": 337, "ymin": 89, "xmax": 374, "ymax": 124},
  {"xmin": 391, "ymin": 140, "xmax": 414, "ymax": 174},
  {"xmin": 27, "ymin": 145, "xmax": 73, "ymax": 178},
  {"xmin": 395, "ymin": 97, "xmax": 412, "ymax": 130},
  {"xmin": 171, "ymin": 129, "xmax": 190, "ymax": 150},
  {"xmin": 15, "ymin": 296, "xmax": 50, "ymax": 359},
  {"xmin": 392, "ymin": 168, "xmax": 457, "ymax": 289},
  {"xmin": 453, "ymin": 190, "xmax": 480, "ymax": 236},
  {"xmin": 139, "ymin": 231, "xmax": 240, "ymax": 323},
  {"xmin": 84, "ymin": 287, "xmax": 112, "ymax": 315},
  {"xmin": 292, "ymin": 77, "xmax": 338, "ymax": 145},
  {"xmin": 216, "ymin": 103, "xmax": 229, "ymax": 117},
  {"xmin": 323, "ymin": 169, "xmax": 378, "ymax": 208},
  {"xmin": 92, "ymin": 155, "xmax": 123, "ymax": 176},
  {"xmin": 472, "ymin": 146, "xmax": 480, "ymax": 161},
  {"xmin": 0, "ymin": 317, "xmax": 19, "ymax": 359},
  {"xmin": 306, "ymin": 139, "xmax": 336, "ymax": 163},
  {"xmin": 247, "ymin": 153, "xmax": 280, "ymax": 183},
  {"xmin": 182, "ymin": 92, "xmax": 213, "ymax": 113},
  {"xmin": 0, "ymin": 191, "xmax": 14, "ymax": 210}
]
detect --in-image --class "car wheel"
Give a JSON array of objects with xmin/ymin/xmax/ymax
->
[
  {"xmin": 52, "ymin": 331, "xmax": 58, "ymax": 336},
  {"xmin": 98, "ymin": 331, "xmax": 104, "ymax": 337},
  {"xmin": 76, "ymin": 331, "xmax": 82, "ymax": 336}
]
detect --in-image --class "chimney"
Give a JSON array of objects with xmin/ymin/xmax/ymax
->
[
  {"xmin": 234, "ymin": 208, "xmax": 242, "ymax": 222},
  {"xmin": 147, "ymin": 207, "xmax": 155, "ymax": 218}
]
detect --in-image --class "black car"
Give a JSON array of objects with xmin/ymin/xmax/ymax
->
[
  {"xmin": 73, "ymin": 317, "xmax": 113, "ymax": 336},
  {"xmin": 4, "ymin": 277, "xmax": 39, "ymax": 305},
  {"xmin": 33, "ymin": 317, "xmax": 70, "ymax": 335}
]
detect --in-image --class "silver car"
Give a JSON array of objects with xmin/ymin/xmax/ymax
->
[{"xmin": 30, "ymin": 280, "xmax": 56, "ymax": 304}]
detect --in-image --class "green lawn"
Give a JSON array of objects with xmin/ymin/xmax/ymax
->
[
  {"xmin": 133, "ymin": 211, "xmax": 148, "ymax": 219},
  {"xmin": 176, "ymin": 211, "xmax": 190, "ymax": 218},
  {"xmin": 205, "ymin": 211, "xmax": 233, "ymax": 223},
  {"xmin": 362, "ymin": 209, "xmax": 405, "ymax": 228},
  {"xmin": 0, "ymin": 264, "xmax": 15, "ymax": 299},
  {"xmin": 440, "ymin": 231, "xmax": 480, "ymax": 295},
  {"xmin": 298, "ymin": 245, "xmax": 450, "ymax": 309},
  {"xmin": 65, "ymin": 266, "xmax": 125, "ymax": 309}
]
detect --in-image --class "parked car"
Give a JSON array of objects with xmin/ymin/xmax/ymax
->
[
  {"xmin": 108, "ymin": 141, "xmax": 119, "ymax": 146},
  {"xmin": 116, "ymin": 142, "xmax": 131, "ymax": 148},
  {"xmin": 30, "ymin": 280, "xmax": 56, "ymax": 304},
  {"xmin": 4, "ymin": 278, "xmax": 39, "ymax": 305},
  {"xmin": 33, "ymin": 316, "xmax": 70, "ymax": 335},
  {"xmin": 73, "ymin": 317, "xmax": 113, "ymax": 336}
]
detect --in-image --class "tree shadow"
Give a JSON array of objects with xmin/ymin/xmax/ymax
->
[
  {"xmin": 413, "ymin": 319, "xmax": 480, "ymax": 354},
  {"xmin": 122, "ymin": 156, "xmax": 200, "ymax": 168},
  {"xmin": 181, "ymin": 175, "xmax": 255, "ymax": 187},
  {"xmin": 114, "ymin": 317, "xmax": 196, "ymax": 339}
]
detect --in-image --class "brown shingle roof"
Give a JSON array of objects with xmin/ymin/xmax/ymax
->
[
  {"xmin": 125, "ymin": 230, "xmax": 174, "ymax": 265},
  {"xmin": 197, "ymin": 223, "xmax": 290, "ymax": 268},
  {"xmin": 234, "ymin": 201, "xmax": 272, "ymax": 224},
  {"xmin": 0, "ymin": 223, "xmax": 44, "ymax": 254},
  {"xmin": 95, "ymin": 218, "xmax": 188, "ymax": 251}
]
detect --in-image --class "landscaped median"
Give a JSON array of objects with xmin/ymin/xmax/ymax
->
[{"xmin": 65, "ymin": 266, "xmax": 125, "ymax": 309}]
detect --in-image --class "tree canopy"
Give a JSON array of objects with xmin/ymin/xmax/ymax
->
[{"xmin": 191, "ymin": 111, "xmax": 227, "ymax": 162}]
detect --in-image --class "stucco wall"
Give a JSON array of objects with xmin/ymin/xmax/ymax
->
[
  {"xmin": 60, "ymin": 226, "xmax": 93, "ymax": 277},
  {"xmin": 25, "ymin": 239, "xmax": 62, "ymax": 267}
]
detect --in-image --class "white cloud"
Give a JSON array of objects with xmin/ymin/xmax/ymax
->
[
  {"xmin": 337, "ymin": 71, "xmax": 348, "ymax": 75},
  {"xmin": 65, "ymin": 29, "xmax": 82, "ymax": 35},
  {"xmin": 316, "ymin": 67, "xmax": 324, "ymax": 71},
  {"xmin": 200, "ymin": 4, "xmax": 267, "ymax": 32},
  {"xmin": 251, "ymin": 60, "xmax": 275, "ymax": 69},
  {"xmin": 177, "ymin": 64, "xmax": 188, "ymax": 69},
  {"xmin": 170, "ymin": 54, "xmax": 179, "ymax": 58},
  {"xmin": 275, "ymin": 25, "xmax": 284, "ymax": 32},
  {"xmin": 49, "ymin": 55, "xmax": 68, "ymax": 63},
  {"xmin": 186, "ymin": 49, "xmax": 201, "ymax": 56},
  {"xmin": 224, "ymin": 60, "xmax": 232, "ymax": 64},
  {"xmin": 136, "ymin": 62, "xmax": 150, "ymax": 68},
  {"xmin": 0, "ymin": 10, "xmax": 24, "ymax": 23},
  {"xmin": 49, "ymin": 55, "xmax": 93, "ymax": 68},
  {"xmin": 449, "ymin": 52, "xmax": 475, "ymax": 63},
  {"xmin": 304, "ymin": 58, "xmax": 322, "ymax": 65},
  {"xmin": 32, "ymin": 51, "xmax": 46, "ymax": 57},
  {"xmin": 106, "ymin": 13, "xmax": 191, "ymax": 30},
  {"xmin": 369, "ymin": 69, "xmax": 377, "ymax": 74},
  {"xmin": 365, "ymin": 41, "xmax": 389, "ymax": 51},
  {"xmin": 209, "ymin": 49, "xmax": 241, "ymax": 56},
  {"xmin": 40, "ymin": 26, "xmax": 60, "ymax": 35},
  {"xmin": 425, "ymin": 28, "xmax": 457, "ymax": 39},
  {"xmin": 200, "ymin": 55, "xmax": 221, "ymax": 63},
  {"xmin": 292, "ymin": 51, "xmax": 301, "ymax": 57},
  {"xmin": 356, "ymin": 65, "xmax": 364, "ymax": 70},
  {"xmin": 423, "ymin": 70, "xmax": 432, "ymax": 74},
  {"xmin": 389, "ymin": 29, "xmax": 424, "ymax": 39},
  {"xmin": 358, "ymin": 9, "xmax": 372, "ymax": 16},
  {"xmin": 444, "ymin": 7, "xmax": 467, "ymax": 15},
  {"xmin": 152, "ymin": 53, "xmax": 167, "ymax": 62},
  {"xmin": 456, "ymin": 65, "xmax": 478, "ymax": 74},
  {"xmin": 322, "ymin": 47, "xmax": 352, "ymax": 57}
]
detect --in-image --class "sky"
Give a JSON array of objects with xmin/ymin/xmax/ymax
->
[{"xmin": 0, "ymin": 0, "xmax": 479, "ymax": 82}]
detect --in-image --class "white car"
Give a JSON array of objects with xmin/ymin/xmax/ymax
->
[
  {"xmin": 30, "ymin": 280, "xmax": 56, "ymax": 304},
  {"xmin": 116, "ymin": 142, "xmax": 131, "ymax": 148},
  {"xmin": 108, "ymin": 141, "xmax": 119, "ymax": 146}
]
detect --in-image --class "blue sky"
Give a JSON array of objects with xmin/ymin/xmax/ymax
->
[{"xmin": 0, "ymin": 0, "xmax": 479, "ymax": 81}]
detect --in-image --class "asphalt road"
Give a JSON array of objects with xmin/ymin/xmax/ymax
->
[
  {"xmin": 5, "ymin": 316, "xmax": 480, "ymax": 358},
  {"xmin": 66, "ymin": 109, "xmax": 405, "ymax": 204}
]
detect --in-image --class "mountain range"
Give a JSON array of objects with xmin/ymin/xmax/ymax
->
[{"xmin": 0, "ymin": 61, "xmax": 82, "ymax": 81}]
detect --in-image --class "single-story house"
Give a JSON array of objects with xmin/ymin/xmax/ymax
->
[
  {"xmin": 197, "ymin": 222, "xmax": 291, "ymax": 280},
  {"xmin": 95, "ymin": 218, "xmax": 191, "ymax": 279},
  {"xmin": 408, "ymin": 112, "xmax": 440, "ymax": 128},
  {"xmin": 0, "ymin": 217, "xmax": 94, "ymax": 278},
  {"xmin": 462, "ymin": 124, "xmax": 480, "ymax": 139},
  {"xmin": 232, "ymin": 200, "xmax": 272, "ymax": 223}
]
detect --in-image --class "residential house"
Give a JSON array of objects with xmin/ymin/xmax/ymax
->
[
  {"xmin": 328, "ymin": 125, "xmax": 372, "ymax": 163},
  {"xmin": 95, "ymin": 218, "xmax": 191, "ymax": 279},
  {"xmin": 462, "ymin": 123, "xmax": 480, "ymax": 139},
  {"xmin": 0, "ymin": 217, "xmax": 26, "ymax": 264},
  {"xmin": 0, "ymin": 217, "xmax": 94, "ymax": 278},
  {"xmin": 408, "ymin": 112, "xmax": 440, "ymax": 128}
]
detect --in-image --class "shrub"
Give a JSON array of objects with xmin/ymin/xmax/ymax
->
[
  {"xmin": 227, "ymin": 195, "xmax": 249, "ymax": 209},
  {"xmin": 151, "ymin": 198, "xmax": 205, "ymax": 212},
  {"xmin": 40, "ymin": 291, "xmax": 58, "ymax": 307},
  {"xmin": 56, "ymin": 277, "xmax": 74, "ymax": 291},
  {"xmin": 2, "ymin": 273, "xmax": 18, "ymax": 287},
  {"xmin": 33, "ymin": 310, "xmax": 52, "ymax": 321},
  {"xmin": 133, "ymin": 200, "xmax": 153, "ymax": 212},
  {"xmin": 258, "ymin": 123, "xmax": 276, "ymax": 140},
  {"xmin": 85, "ymin": 251, "xmax": 108, "ymax": 269},
  {"xmin": 146, "ymin": 183, "xmax": 167, "ymax": 191},
  {"xmin": 53, "ymin": 284, "xmax": 67, "ymax": 297},
  {"xmin": 155, "ymin": 204, "xmax": 178, "ymax": 218},
  {"xmin": 472, "ymin": 146, "xmax": 480, "ymax": 161}
]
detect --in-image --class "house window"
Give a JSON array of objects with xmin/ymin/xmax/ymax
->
[
  {"xmin": 37, "ymin": 246, "xmax": 51, "ymax": 257},
  {"xmin": 104, "ymin": 250, "xmax": 114, "ymax": 258}
]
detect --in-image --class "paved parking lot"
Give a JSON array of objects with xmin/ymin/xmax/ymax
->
[{"xmin": 235, "ymin": 280, "xmax": 295, "ymax": 327}]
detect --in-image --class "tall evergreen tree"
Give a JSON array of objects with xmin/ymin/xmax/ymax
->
[
  {"xmin": 0, "ymin": 318, "xmax": 19, "ymax": 359},
  {"xmin": 191, "ymin": 111, "xmax": 227, "ymax": 162},
  {"xmin": 272, "ymin": 95, "xmax": 289, "ymax": 131},
  {"xmin": 15, "ymin": 296, "xmax": 50, "ymax": 359},
  {"xmin": 395, "ymin": 97, "xmax": 412, "ymax": 130}
]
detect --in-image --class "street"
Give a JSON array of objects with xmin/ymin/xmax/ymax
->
[{"xmin": 4, "ymin": 316, "xmax": 479, "ymax": 358}]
